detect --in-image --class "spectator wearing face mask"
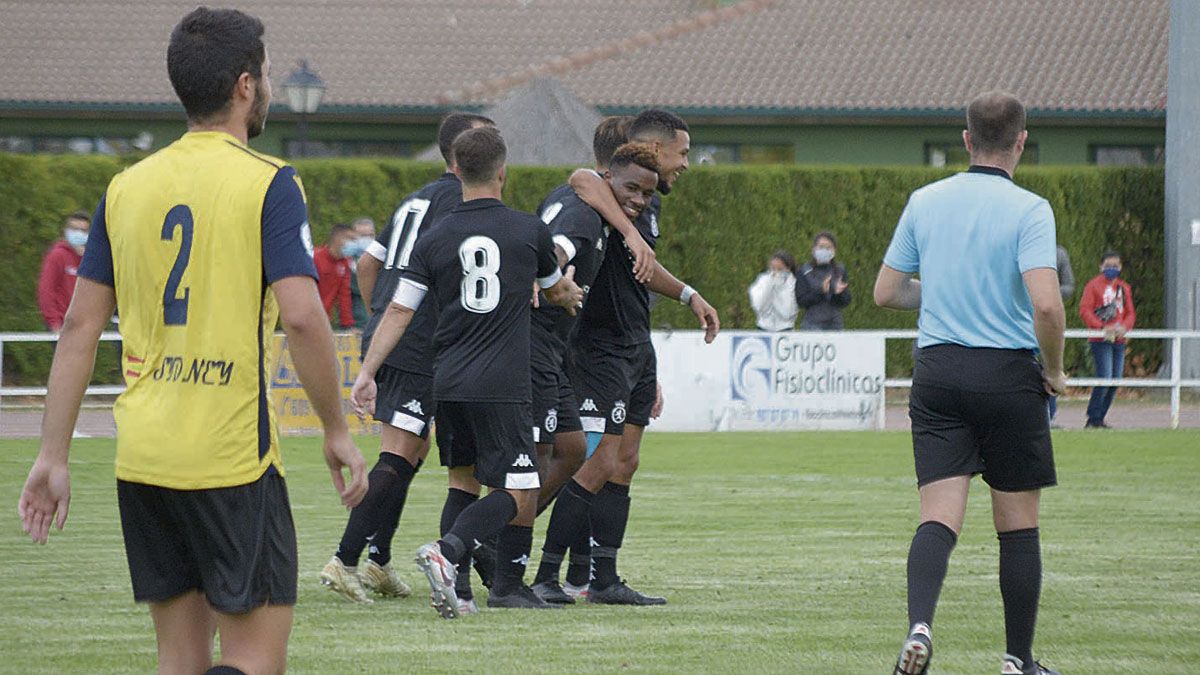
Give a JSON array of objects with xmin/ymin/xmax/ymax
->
[
  {"xmin": 748, "ymin": 250, "xmax": 799, "ymax": 331},
  {"xmin": 347, "ymin": 217, "xmax": 376, "ymax": 331},
  {"xmin": 795, "ymin": 231, "xmax": 851, "ymax": 330},
  {"xmin": 1079, "ymin": 250, "xmax": 1135, "ymax": 428},
  {"xmin": 37, "ymin": 211, "xmax": 91, "ymax": 331},
  {"xmin": 314, "ymin": 223, "xmax": 357, "ymax": 330}
]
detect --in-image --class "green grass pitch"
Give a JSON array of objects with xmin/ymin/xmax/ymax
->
[{"xmin": 2, "ymin": 431, "xmax": 1197, "ymax": 673}]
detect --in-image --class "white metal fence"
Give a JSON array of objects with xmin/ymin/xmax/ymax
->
[{"xmin": 2, "ymin": 329, "xmax": 1199, "ymax": 430}]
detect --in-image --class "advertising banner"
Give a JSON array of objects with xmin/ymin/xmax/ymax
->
[
  {"xmin": 650, "ymin": 330, "xmax": 886, "ymax": 431},
  {"xmin": 270, "ymin": 333, "xmax": 379, "ymax": 436}
]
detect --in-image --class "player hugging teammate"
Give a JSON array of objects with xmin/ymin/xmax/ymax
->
[{"xmin": 342, "ymin": 110, "xmax": 719, "ymax": 618}]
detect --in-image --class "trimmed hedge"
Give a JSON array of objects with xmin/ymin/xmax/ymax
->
[{"xmin": 0, "ymin": 153, "xmax": 1163, "ymax": 383}]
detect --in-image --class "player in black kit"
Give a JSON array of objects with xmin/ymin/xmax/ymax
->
[
  {"xmin": 320, "ymin": 112, "xmax": 493, "ymax": 608},
  {"xmin": 351, "ymin": 126, "xmax": 583, "ymax": 618},
  {"xmin": 539, "ymin": 109, "xmax": 720, "ymax": 606},
  {"xmin": 529, "ymin": 138, "xmax": 661, "ymax": 604}
]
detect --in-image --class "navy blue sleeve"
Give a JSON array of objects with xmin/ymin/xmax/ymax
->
[
  {"xmin": 262, "ymin": 166, "xmax": 319, "ymax": 284},
  {"xmin": 77, "ymin": 192, "xmax": 114, "ymax": 286}
]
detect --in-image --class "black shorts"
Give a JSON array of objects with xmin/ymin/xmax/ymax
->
[
  {"xmin": 373, "ymin": 364, "xmax": 435, "ymax": 438},
  {"xmin": 909, "ymin": 344, "xmax": 1057, "ymax": 492},
  {"xmin": 531, "ymin": 336, "xmax": 583, "ymax": 445},
  {"xmin": 117, "ymin": 469, "xmax": 297, "ymax": 613},
  {"xmin": 572, "ymin": 339, "xmax": 657, "ymax": 435},
  {"xmin": 434, "ymin": 401, "xmax": 539, "ymax": 490}
]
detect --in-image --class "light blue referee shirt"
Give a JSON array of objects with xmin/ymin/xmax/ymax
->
[{"xmin": 883, "ymin": 165, "xmax": 1057, "ymax": 350}]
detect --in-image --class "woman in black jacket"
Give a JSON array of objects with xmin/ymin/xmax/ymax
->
[{"xmin": 794, "ymin": 231, "xmax": 851, "ymax": 330}]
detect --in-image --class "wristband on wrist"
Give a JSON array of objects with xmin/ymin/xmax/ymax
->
[{"xmin": 679, "ymin": 285, "xmax": 696, "ymax": 305}]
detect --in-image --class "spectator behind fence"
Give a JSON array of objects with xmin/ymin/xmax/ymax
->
[
  {"xmin": 795, "ymin": 231, "xmax": 851, "ymax": 330},
  {"xmin": 1080, "ymin": 250, "xmax": 1136, "ymax": 429},
  {"xmin": 1048, "ymin": 245, "xmax": 1075, "ymax": 425},
  {"xmin": 747, "ymin": 250, "xmax": 799, "ymax": 331},
  {"xmin": 37, "ymin": 211, "xmax": 91, "ymax": 331},
  {"xmin": 314, "ymin": 223, "xmax": 357, "ymax": 330},
  {"xmin": 347, "ymin": 217, "xmax": 376, "ymax": 330}
]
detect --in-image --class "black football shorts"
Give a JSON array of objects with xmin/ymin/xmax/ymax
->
[
  {"xmin": 118, "ymin": 468, "xmax": 297, "ymax": 613},
  {"xmin": 435, "ymin": 401, "xmax": 540, "ymax": 490},
  {"xmin": 373, "ymin": 364, "xmax": 435, "ymax": 439},
  {"xmin": 571, "ymin": 339, "xmax": 657, "ymax": 435}
]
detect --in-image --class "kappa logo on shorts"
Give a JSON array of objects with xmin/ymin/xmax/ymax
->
[
  {"xmin": 512, "ymin": 453, "xmax": 534, "ymax": 468},
  {"xmin": 402, "ymin": 399, "xmax": 424, "ymax": 416},
  {"xmin": 580, "ymin": 399, "xmax": 599, "ymax": 413},
  {"xmin": 611, "ymin": 400, "xmax": 627, "ymax": 424},
  {"xmin": 545, "ymin": 408, "xmax": 559, "ymax": 433}
]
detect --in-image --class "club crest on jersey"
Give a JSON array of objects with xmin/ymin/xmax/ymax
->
[
  {"xmin": 512, "ymin": 453, "xmax": 534, "ymax": 468},
  {"xmin": 611, "ymin": 400, "xmax": 627, "ymax": 424},
  {"xmin": 580, "ymin": 398, "xmax": 599, "ymax": 413},
  {"xmin": 545, "ymin": 408, "xmax": 559, "ymax": 433},
  {"xmin": 649, "ymin": 214, "xmax": 659, "ymax": 237},
  {"xmin": 402, "ymin": 399, "xmax": 424, "ymax": 416}
]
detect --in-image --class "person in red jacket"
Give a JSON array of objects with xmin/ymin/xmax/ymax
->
[
  {"xmin": 37, "ymin": 211, "xmax": 92, "ymax": 331},
  {"xmin": 314, "ymin": 223, "xmax": 356, "ymax": 330},
  {"xmin": 1079, "ymin": 250, "xmax": 1136, "ymax": 428}
]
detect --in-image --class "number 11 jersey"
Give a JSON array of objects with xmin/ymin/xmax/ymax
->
[
  {"xmin": 397, "ymin": 198, "xmax": 560, "ymax": 404},
  {"xmin": 77, "ymin": 130, "xmax": 317, "ymax": 490}
]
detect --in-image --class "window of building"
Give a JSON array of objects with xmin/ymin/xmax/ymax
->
[
  {"xmin": 1090, "ymin": 145, "xmax": 1164, "ymax": 166},
  {"xmin": 925, "ymin": 142, "xmax": 1039, "ymax": 167},
  {"xmin": 0, "ymin": 135, "xmax": 144, "ymax": 154},
  {"xmin": 283, "ymin": 138, "xmax": 418, "ymax": 158},
  {"xmin": 691, "ymin": 143, "xmax": 793, "ymax": 165}
]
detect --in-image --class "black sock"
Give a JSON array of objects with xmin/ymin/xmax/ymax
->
[
  {"xmin": 906, "ymin": 520, "xmax": 958, "ymax": 628},
  {"xmin": 565, "ymin": 527, "xmax": 592, "ymax": 587},
  {"xmin": 439, "ymin": 490, "xmax": 517, "ymax": 563},
  {"xmin": 999, "ymin": 528, "xmax": 1042, "ymax": 667},
  {"xmin": 440, "ymin": 488, "xmax": 478, "ymax": 598},
  {"xmin": 534, "ymin": 480, "xmax": 594, "ymax": 584},
  {"xmin": 204, "ymin": 667, "xmax": 246, "ymax": 675},
  {"xmin": 334, "ymin": 453, "xmax": 412, "ymax": 567},
  {"xmin": 364, "ymin": 453, "xmax": 417, "ymax": 567},
  {"xmin": 495, "ymin": 524, "xmax": 533, "ymax": 595},
  {"xmin": 589, "ymin": 482, "xmax": 630, "ymax": 590}
]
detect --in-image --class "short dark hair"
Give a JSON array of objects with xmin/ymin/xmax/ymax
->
[
  {"xmin": 608, "ymin": 142, "xmax": 660, "ymax": 175},
  {"xmin": 593, "ymin": 116, "xmax": 632, "ymax": 167},
  {"xmin": 167, "ymin": 7, "xmax": 266, "ymax": 122},
  {"xmin": 438, "ymin": 112, "xmax": 495, "ymax": 164},
  {"xmin": 629, "ymin": 109, "xmax": 689, "ymax": 143},
  {"xmin": 771, "ymin": 250, "xmax": 797, "ymax": 275},
  {"xmin": 66, "ymin": 211, "xmax": 91, "ymax": 225},
  {"xmin": 1101, "ymin": 250, "xmax": 1122, "ymax": 264},
  {"xmin": 327, "ymin": 223, "xmax": 353, "ymax": 242},
  {"xmin": 813, "ymin": 231, "xmax": 838, "ymax": 247},
  {"xmin": 966, "ymin": 91, "xmax": 1026, "ymax": 154},
  {"xmin": 452, "ymin": 126, "xmax": 507, "ymax": 185}
]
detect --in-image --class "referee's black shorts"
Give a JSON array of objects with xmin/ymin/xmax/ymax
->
[
  {"xmin": 909, "ymin": 344, "xmax": 1057, "ymax": 492},
  {"xmin": 117, "ymin": 467, "xmax": 297, "ymax": 613}
]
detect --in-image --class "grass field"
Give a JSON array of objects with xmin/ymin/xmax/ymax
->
[{"xmin": 2, "ymin": 431, "xmax": 1198, "ymax": 673}]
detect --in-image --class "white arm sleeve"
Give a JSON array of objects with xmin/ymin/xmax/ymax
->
[
  {"xmin": 366, "ymin": 240, "xmax": 388, "ymax": 262},
  {"xmin": 537, "ymin": 268, "xmax": 564, "ymax": 289},
  {"xmin": 552, "ymin": 234, "xmax": 577, "ymax": 264},
  {"xmin": 392, "ymin": 277, "xmax": 428, "ymax": 311}
]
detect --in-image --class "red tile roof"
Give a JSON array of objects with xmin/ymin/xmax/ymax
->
[{"xmin": 0, "ymin": 0, "xmax": 1167, "ymax": 116}]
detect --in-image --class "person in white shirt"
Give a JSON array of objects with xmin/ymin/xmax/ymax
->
[{"xmin": 748, "ymin": 250, "xmax": 799, "ymax": 331}]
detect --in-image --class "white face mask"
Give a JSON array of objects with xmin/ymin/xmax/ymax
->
[
  {"xmin": 65, "ymin": 229, "xmax": 89, "ymax": 249},
  {"xmin": 812, "ymin": 248, "xmax": 834, "ymax": 265}
]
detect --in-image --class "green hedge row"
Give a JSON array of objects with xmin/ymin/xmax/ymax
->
[{"xmin": 0, "ymin": 152, "xmax": 1163, "ymax": 383}]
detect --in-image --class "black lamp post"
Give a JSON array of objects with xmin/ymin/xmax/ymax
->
[{"xmin": 282, "ymin": 60, "xmax": 325, "ymax": 158}]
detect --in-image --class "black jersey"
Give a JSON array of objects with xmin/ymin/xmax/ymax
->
[
  {"xmin": 573, "ymin": 193, "xmax": 661, "ymax": 347},
  {"xmin": 362, "ymin": 172, "xmax": 462, "ymax": 374},
  {"xmin": 401, "ymin": 198, "xmax": 560, "ymax": 403},
  {"xmin": 531, "ymin": 184, "xmax": 609, "ymax": 347}
]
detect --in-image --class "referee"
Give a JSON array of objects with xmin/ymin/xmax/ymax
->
[{"xmin": 874, "ymin": 92, "xmax": 1065, "ymax": 675}]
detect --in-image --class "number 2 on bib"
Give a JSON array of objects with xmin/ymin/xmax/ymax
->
[{"xmin": 459, "ymin": 236, "xmax": 501, "ymax": 313}]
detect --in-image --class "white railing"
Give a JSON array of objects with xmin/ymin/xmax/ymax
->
[
  {"xmin": 2, "ymin": 329, "xmax": 1199, "ymax": 430},
  {"xmin": 876, "ymin": 329, "xmax": 1200, "ymax": 429}
]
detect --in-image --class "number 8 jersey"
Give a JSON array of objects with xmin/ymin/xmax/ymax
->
[
  {"xmin": 395, "ymin": 198, "xmax": 560, "ymax": 404},
  {"xmin": 77, "ymin": 131, "xmax": 318, "ymax": 490}
]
